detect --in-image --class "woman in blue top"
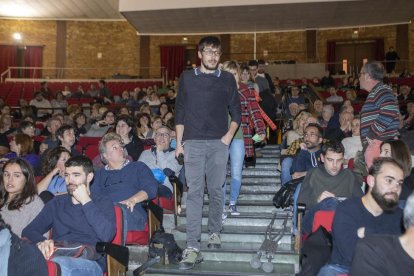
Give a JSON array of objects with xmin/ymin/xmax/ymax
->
[
  {"xmin": 3, "ymin": 133, "xmax": 40, "ymax": 170},
  {"xmin": 37, "ymin": 147, "xmax": 70, "ymax": 195}
]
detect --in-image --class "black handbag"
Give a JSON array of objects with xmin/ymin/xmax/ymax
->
[{"xmin": 273, "ymin": 177, "xmax": 304, "ymax": 208}]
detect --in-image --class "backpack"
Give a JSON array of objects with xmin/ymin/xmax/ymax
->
[
  {"xmin": 297, "ymin": 226, "xmax": 332, "ymax": 276},
  {"xmin": 273, "ymin": 177, "xmax": 304, "ymax": 209},
  {"xmin": 133, "ymin": 228, "xmax": 182, "ymax": 276},
  {"xmin": 148, "ymin": 228, "xmax": 182, "ymax": 264}
]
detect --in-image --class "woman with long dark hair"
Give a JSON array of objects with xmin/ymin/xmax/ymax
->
[
  {"xmin": 0, "ymin": 158, "xmax": 43, "ymax": 237},
  {"xmin": 115, "ymin": 114, "xmax": 144, "ymax": 161}
]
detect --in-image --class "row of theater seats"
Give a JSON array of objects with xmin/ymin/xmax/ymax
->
[{"xmin": 0, "ymin": 81, "xmax": 163, "ymax": 106}]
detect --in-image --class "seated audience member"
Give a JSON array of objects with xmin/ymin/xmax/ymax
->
[
  {"xmin": 37, "ymin": 147, "xmax": 71, "ymax": 195},
  {"xmin": 379, "ymin": 139, "xmax": 413, "ymax": 202},
  {"xmin": 139, "ymin": 126, "xmax": 182, "ymax": 198},
  {"xmin": 291, "ymin": 123, "xmax": 324, "ymax": 180},
  {"xmin": 401, "ymin": 101, "xmax": 414, "ymax": 132},
  {"xmin": 40, "ymin": 116, "xmax": 63, "ymax": 154},
  {"xmin": 85, "ymin": 110, "xmax": 115, "ymax": 137},
  {"xmin": 115, "ymin": 90, "xmax": 130, "ymax": 104},
  {"xmin": 285, "ymin": 86, "xmax": 305, "ymax": 107},
  {"xmin": 319, "ymin": 157, "xmax": 404, "ymax": 275},
  {"xmin": 136, "ymin": 113, "xmax": 153, "ymax": 139},
  {"xmin": 320, "ymin": 70, "xmax": 335, "ymax": 89},
  {"xmin": 325, "ymin": 108, "xmax": 353, "ymax": 142},
  {"xmin": 159, "ymin": 103, "xmax": 170, "ymax": 118},
  {"xmin": 298, "ymin": 141, "xmax": 363, "ymax": 234},
  {"xmin": 86, "ymin": 84, "xmax": 99, "ymax": 99},
  {"xmin": 89, "ymin": 103, "xmax": 102, "ymax": 124},
  {"xmin": 318, "ymin": 104, "xmax": 334, "ymax": 129},
  {"xmin": 19, "ymin": 121, "xmax": 41, "ymax": 154},
  {"xmin": 326, "ymin": 86, "xmax": 343, "ymax": 103},
  {"xmin": 39, "ymin": 81, "xmax": 52, "ymax": 99},
  {"xmin": 56, "ymin": 125, "xmax": 81, "ymax": 156},
  {"xmin": 281, "ymin": 116, "xmax": 319, "ymax": 185},
  {"xmin": 115, "ymin": 115, "xmax": 144, "ymax": 161},
  {"xmin": 22, "ymin": 156, "xmax": 116, "ymax": 276},
  {"xmin": 311, "ymin": 99, "xmax": 324, "ymax": 118},
  {"xmin": 398, "ymin": 85, "xmax": 413, "ymax": 102},
  {"xmin": 3, "ymin": 133, "xmax": 40, "ymax": 170},
  {"xmin": 0, "ymin": 158, "xmax": 44, "ymax": 237},
  {"xmin": 91, "ymin": 133, "xmax": 157, "ymax": 231},
  {"xmin": 71, "ymin": 85, "xmax": 86, "ymax": 99},
  {"xmin": 350, "ymin": 191, "xmax": 414, "ymax": 275},
  {"xmin": 0, "ymin": 132, "xmax": 10, "ymax": 156},
  {"xmin": 50, "ymin": 91, "xmax": 68, "ymax": 114},
  {"xmin": 73, "ymin": 112, "xmax": 88, "ymax": 138},
  {"xmin": 284, "ymin": 111, "xmax": 310, "ymax": 149},
  {"xmin": 165, "ymin": 89, "xmax": 176, "ymax": 108},
  {"xmin": 98, "ymin": 79, "xmax": 113, "ymax": 104},
  {"xmin": 341, "ymin": 117, "xmax": 363, "ymax": 162},
  {"xmin": 0, "ymin": 114, "xmax": 16, "ymax": 135},
  {"xmin": 29, "ymin": 92, "xmax": 52, "ymax": 118}
]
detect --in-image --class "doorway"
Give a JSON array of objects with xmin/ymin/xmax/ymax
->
[{"xmin": 335, "ymin": 40, "xmax": 377, "ymax": 75}]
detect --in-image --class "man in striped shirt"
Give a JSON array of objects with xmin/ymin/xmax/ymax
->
[{"xmin": 360, "ymin": 61, "xmax": 400, "ymax": 169}]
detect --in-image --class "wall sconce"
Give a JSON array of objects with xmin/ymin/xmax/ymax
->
[{"xmin": 13, "ymin": 32, "xmax": 22, "ymax": 41}]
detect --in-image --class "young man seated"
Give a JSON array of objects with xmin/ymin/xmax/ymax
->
[
  {"xmin": 22, "ymin": 156, "xmax": 116, "ymax": 276},
  {"xmin": 138, "ymin": 125, "xmax": 182, "ymax": 198},
  {"xmin": 318, "ymin": 157, "xmax": 404, "ymax": 276},
  {"xmin": 297, "ymin": 141, "xmax": 363, "ymax": 235},
  {"xmin": 291, "ymin": 123, "xmax": 324, "ymax": 180}
]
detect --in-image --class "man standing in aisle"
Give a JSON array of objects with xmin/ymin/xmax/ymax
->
[
  {"xmin": 175, "ymin": 36, "xmax": 241, "ymax": 270},
  {"xmin": 359, "ymin": 61, "xmax": 400, "ymax": 169}
]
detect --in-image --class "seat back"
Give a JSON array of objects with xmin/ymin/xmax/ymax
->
[
  {"xmin": 112, "ymin": 205, "xmax": 124, "ymax": 246},
  {"xmin": 312, "ymin": 210, "xmax": 336, "ymax": 233}
]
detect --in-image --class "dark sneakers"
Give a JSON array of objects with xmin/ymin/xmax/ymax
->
[{"xmin": 179, "ymin": 247, "xmax": 203, "ymax": 270}]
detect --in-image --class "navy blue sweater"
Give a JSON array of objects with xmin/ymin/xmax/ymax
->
[
  {"xmin": 91, "ymin": 161, "xmax": 158, "ymax": 230},
  {"xmin": 175, "ymin": 68, "xmax": 241, "ymax": 140},
  {"xmin": 22, "ymin": 194, "xmax": 116, "ymax": 271},
  {"xmin": 330, "ymin": 197, "xmax": 403, "ymax": 268}
]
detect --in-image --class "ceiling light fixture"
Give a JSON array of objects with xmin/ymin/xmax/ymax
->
[{"xmin": 13, "ymin": 32, "xmax": 22, "ymax": 40}]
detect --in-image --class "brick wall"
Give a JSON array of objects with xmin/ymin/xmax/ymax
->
[
  {"xmin": 66, "ymin": 21, "xmax": 139, "ymax": 79},
  {"xmin": 1, "ymin": 18, "xmax": 413, "ymax": 79}
]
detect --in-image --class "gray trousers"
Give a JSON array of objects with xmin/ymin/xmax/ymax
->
[{"xmin": 184, "ymin": 139, "xmax": 229, "ymax": 250}]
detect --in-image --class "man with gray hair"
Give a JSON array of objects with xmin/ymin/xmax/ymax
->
[
  {"xmin": 91, "ymin": 132, "xmax": 157, "ymax": 232},
  {"xmin": 350, "ymin": 191, "xmax": 414, "ymax": 275},
  {"xmin": 360, "ymin": 61, "xmax": 400, "ymax": 169}
]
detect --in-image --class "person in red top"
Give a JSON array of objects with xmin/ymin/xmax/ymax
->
[{"xmin": 221, "ymin": 61, "xmax": 266, "ymax": 216}]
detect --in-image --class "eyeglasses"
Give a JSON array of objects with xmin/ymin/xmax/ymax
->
[
  {"xmin": 155, "ymin": 133, "xmax": 170, "ymax": 138},
  {"xmin": 203, "ymin": 48, "xmax": 222, "ymax": 57},
  {"xmin": 303, "ymin": 133, "xmax": 319, "ymax": 138}
]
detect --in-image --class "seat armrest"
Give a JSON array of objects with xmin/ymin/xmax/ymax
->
[{"xmin": 96, "ymin": 242, "xmax": 129, "ymax": 268}]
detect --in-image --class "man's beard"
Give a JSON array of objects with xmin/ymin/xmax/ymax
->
[
  {"xmin": 201, "ymin": 59, "xmax": 218, "ymax": 71},
  {"xmin": 371, "ymin": 185, "xmax": 399, "ymax": 211}
]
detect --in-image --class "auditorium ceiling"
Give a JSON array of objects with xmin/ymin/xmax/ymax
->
[{"xmin": 0, "ymin": 0, "xmax": 413, "ymax": 34}]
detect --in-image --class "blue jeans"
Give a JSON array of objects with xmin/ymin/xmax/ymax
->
[
  {"xmin": 281, "ymin": 157, "xmax": 293, "ymax": 185},
  {"xmin": 318, "ymin": 263, "xmax": 349, "ymax": 276},
  {"xmin": 223, "ymin": 139, "xmax": 245, "ymax": 207},
  {"xmin": 52, "ymin": 257, "xmax": 103, "ymax": 276},
  {"xmin": 302, "ymin": 197, "xmax": 340, "ymax": 235}
]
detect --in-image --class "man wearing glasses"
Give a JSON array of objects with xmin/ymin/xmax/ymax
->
[
  {"xmin": 175, "ymin": 36, "xmax": 241, "ymax": 270},
  {"xmin": 360, "ymin": 61, "xmax": 400, "ymax": 169},
  {"xmin": 139, "ymin": 126, "xmax": 182, "ymax": 198}
]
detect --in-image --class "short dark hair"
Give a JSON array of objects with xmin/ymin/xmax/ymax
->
[
  {"xmin": 115, "ymin": 114, "xmax": 136, "ymax": 137},
  {"xmin": 258, "ymin": 60, "xmax": 266, "ymax": 65},
  {"xmin": 368, "ymin": 157, "xmax": 403, "ymax": 178},
  {"xmin": 56, "ymin": 124, "xmax": 74, "ymax": 140},
  {"xmin": 363, "ymin": 61, "xmax": 384, "ymax": 81},
  {"xmin": 248, "ymin": 60, "xmax": 258, "ymax": 67},
  {"xmin": 19, "ymin": 120, "xmax": 35, "ymax": 132},
  {"xmin": 322, "ymin": 141, "xmax": 344, "ymax": 156},
  {"xmin": 305, "ymin": 123, "xmax": 323, "ymax": 137},
  {"xmin": 198, "ymin": 36, "xmax": 221, "ymax": 52},
  {"xmin": 65, "ymin": 155, "xmax": 94, "ymax": 175},
  {"xmin": 0, "ymin": 158, "xmax": 36, "ymax": 210}
]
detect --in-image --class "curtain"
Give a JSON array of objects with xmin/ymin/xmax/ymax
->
[
  {"xmin": 0, "ymin": 45, "xmax": 17, "ymax": 79},
  {"xmin": 375, "ymin": 39, "xmax": 385, "ymax": 63},
  {"xmin": 24, "ymin": 46, "xmax": 43, "ymax": 78},
  {"xmin": 160, "ymin": 45, "xmax": 186, "ymax": 81},
  {"xmin": 326, "ymin": 41, "xmax": 336, "ymax": 73}
]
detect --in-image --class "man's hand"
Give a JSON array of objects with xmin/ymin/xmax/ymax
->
[
  {"xmin": 120, "ymin": 197, "xmax": 137, "ymax": 212},
  {"xmin": 72, "ymin": 184, "xmax": 91, "ymax": 205},
  {"xmin": 175, "ymin": 143, "xmax": 184, "ymax": 158},
  {"xmin": 221, "ymin": 133, "xmax": 233, "ymax": 146},
  {"xmin": 317, "ymin": 191, "xmax": 335, "ymax": 203},
  {"xmin": 292, "ymin": 171, "xmax": 306, "ymax": 179},
  {"xmin": 37, "ymin": 239, "xmax": 55, "ymax": 260}
]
